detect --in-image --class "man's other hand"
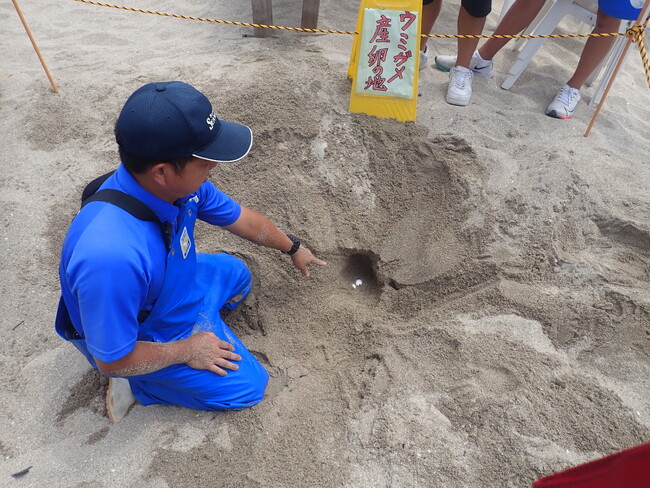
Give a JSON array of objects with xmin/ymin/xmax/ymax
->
[{"xmin": 186, "ymin": 331, "xmax": 242, "ymax": 376}]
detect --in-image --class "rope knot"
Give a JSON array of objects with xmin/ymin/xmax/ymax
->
[{"xmin": 626, "ymin": 25, "xmax": 645, "ymax": 44}]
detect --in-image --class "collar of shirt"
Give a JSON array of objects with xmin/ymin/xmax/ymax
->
[{"xmin": 112, "ymin": 163, "xmax": 182, "ymax": 225}]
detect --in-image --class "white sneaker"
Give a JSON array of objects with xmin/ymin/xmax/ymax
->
[
  {"xmin": 106, "ymin": 377, "xmax": 136, "ymax": 423},
  {"xmin": 545, "ymin": 84, "xmax": 581, "ymax": 119},
  {"xmin": 435, "ymin": 50, "xmax": 494, "ymax": 79},
  {"xmin": 419, "ymin": 44, "xmax": 429, "ymax": 71},
  {"xmin": 446, "ymin": 66, "xmax": 473, "ymax": 106}
]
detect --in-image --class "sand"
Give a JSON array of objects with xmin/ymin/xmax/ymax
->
[{"xmin": 1, "ymin": 0, "xmax": 649, "ymax": 486}]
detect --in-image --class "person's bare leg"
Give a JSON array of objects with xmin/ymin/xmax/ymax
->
[
  {"xmin": 478, "ymin": 0, "xmax": 546, "ymax": 60},
  {"xmin": 421, "ymin": 0, "xmax": 443, "ymax": 52},
  {"xmin": 456, "ymin": 6, "xmax": 487, "ymax": 68},
  {"xmin": 566, "ymin": 10, "xmax": 619, "ymax": 88},
  {"xmin": 546, "ymin": 12, "xmax": 619, "ymax": 118}
]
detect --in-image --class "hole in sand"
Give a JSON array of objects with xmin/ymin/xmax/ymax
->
[{"xmin": 342, "ymin": 251, "xmax": 382, "ymax": 296}]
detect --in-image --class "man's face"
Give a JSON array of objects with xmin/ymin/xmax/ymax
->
[{"xmin": 168, "ymin": 158, "xmax": 218, "ymax": 200}]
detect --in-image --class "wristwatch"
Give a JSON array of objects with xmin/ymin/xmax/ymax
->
[{"xmin": 282, "ymin": 234, "xmax": 301, "ymax": 256}]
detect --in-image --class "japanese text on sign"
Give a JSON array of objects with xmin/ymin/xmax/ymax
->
[{"xmin": 354, "ymin": 9, "xmax": 418, "ymax": 99}]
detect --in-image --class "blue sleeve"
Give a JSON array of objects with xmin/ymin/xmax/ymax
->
[
  {"xmin": 67, "ymin": 229, "xmax": 150, "ymax": 363},
  {"xmin": 196, "ymin": 181, "xmax": 241, "ymax": 226}
]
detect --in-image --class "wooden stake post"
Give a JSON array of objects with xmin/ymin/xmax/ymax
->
[
  {"xmin": 12, "ymin": 0, "xmax": 58, "ymax": 93},
  {"xmin": 251, "ymin": 0, "xmax": 321, "ymax": 37},
  {"xmin": 584, "ymin": 0, "xmax": 650, "ymax": 137}
]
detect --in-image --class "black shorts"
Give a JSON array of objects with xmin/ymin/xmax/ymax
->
[{"xmin": 422, "ymin": 0, "xmax": 491, "ymax": 18}]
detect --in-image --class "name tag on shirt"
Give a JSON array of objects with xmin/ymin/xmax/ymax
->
[{"xmin": 180, "ymin": 226, "xmax": 192, "ymax": 259}]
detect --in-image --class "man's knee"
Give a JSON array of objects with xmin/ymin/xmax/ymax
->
[
  {"xmin": 205, "ymin": 364, "xmax": 269, "ymax": 411},
  {"xmin": 216, "ymin": 252, "xmax": 250, "ymax": 276},
  {"xmin": 246, "ymin": 366, "xmax": 270, "ymax": 406}
]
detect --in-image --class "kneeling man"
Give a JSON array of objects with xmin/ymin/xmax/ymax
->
[{"xmin": 56, "ymin": 81, "xmax": 325, "ymax": 422}]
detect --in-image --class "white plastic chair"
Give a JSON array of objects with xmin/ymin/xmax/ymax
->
[
  {"xmin": 501, "ymin": 0, "xmax": 600, "ymax": 90},
  {"xmin": 499, "ymin": 0, "xmax": 645, "ymax": 107}
]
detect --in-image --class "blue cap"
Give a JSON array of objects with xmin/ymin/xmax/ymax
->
[{"xmin": 116, "ymin": 81, "xmax": 253, "ymax": 163}]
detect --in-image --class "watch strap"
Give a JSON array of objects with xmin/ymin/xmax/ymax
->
[{"xmin": 282, "ymin": 234, "xmax": 301, "ymax": 255}]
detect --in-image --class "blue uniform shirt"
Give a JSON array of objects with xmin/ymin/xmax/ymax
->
[{"xmin": 59, "ymin": 164, "xmax": 241, "ymax": 364}]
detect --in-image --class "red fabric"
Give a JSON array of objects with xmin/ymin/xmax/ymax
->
[{"xmin": 533, "ymin": 443, "xmax": 650, "ymax": 488}]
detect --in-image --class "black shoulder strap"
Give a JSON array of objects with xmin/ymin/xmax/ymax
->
[
  {"xmin": 81, "ymin": 171, "xmax": 115, "ymax": 203},
  {"xmin": 80, "ymin": 171, "xmax": 173, "ymax": 249},
  {"xmin": 82, "ymin": 189, "xmax": 160, "ymax": 223}
]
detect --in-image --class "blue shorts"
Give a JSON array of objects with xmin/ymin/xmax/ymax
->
[
  {"xmin": 423, "ymin": 0, "xmax": 492, "ymax": 18},
  {"xmin": 599, "ymin": 0, "xmax": 642, "ymax": 20}
]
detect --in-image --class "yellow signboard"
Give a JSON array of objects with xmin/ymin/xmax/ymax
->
[{"xmin": 348, "ymin": 0, "xmax": 422, "ymax": 122}]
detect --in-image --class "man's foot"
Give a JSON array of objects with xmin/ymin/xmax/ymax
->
[
  {"xmin": 545, "ymin": 84, "xmax": 581, "ymax": 119},
  {"xmin": 106, "ymin": 377, "xmax": 136, "ymax": 423},
  {"xmin": 419, "ymin": 44, "xmax": 429, "ymax": 71},
  {"xmin": 446, "ymin": 66, "xmax": 473, "ymax": 106},
  {"xmin": 435, "ymin": 50, "xmax": 494, "ymax": 79}
]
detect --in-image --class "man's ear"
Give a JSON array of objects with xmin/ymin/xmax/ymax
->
[{"xmin": 149, "ymin": 162, "xmax": 173, "ymax": 186}]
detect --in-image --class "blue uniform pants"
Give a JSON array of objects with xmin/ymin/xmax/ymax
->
[{"xmin": 128, "ymin": 254, "xmax": 269, "ymax": 411}]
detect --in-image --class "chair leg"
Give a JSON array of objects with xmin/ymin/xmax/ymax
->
[{"xmin": 501, "ymin": 5, "xmax": 568, "ymax": 90}]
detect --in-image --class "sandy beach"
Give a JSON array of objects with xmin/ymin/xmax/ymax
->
[{"xmin": 1, "ymin": 0, "xmax": 649, "ymax": 486}]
